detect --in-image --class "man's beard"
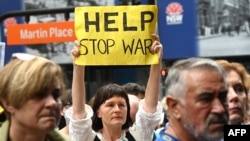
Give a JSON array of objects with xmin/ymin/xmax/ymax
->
[{"xmin": 183, "ymin": 113, "xmax": 228, "ymax": 141}]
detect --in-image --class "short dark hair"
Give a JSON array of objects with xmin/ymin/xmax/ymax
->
[
  {"xmin": 122, "ymin": 82, "xmax": 145, "ymax": 96},
  {"xmin": 92, "ymin": 83, "xmax": 133, "ymax": 131}
]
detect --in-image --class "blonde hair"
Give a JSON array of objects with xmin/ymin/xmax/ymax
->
[{"xmin": 0, "ymin": 56, "xmax": 67, "ymax": 109}]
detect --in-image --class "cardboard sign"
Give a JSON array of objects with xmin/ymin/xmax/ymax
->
[
  {"xmin": 74, "ymin": 5, "xmax": 158, "ymax": 65},
  {"xmin": 7, "ymin": 21, "xmax": 76, "ymax": 45}
]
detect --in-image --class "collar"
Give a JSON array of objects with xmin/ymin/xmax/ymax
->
[{"xmin": 158, "ymin": 127, "xmax": 180, "ymax": 141}]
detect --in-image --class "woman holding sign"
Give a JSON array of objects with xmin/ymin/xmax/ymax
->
[{"xmin": 65, "ymin": 34, "xmax": 163, "ymax": 141}]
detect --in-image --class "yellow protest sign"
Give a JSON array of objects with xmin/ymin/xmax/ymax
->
[{"xmin": 74, "ymin": 5, "xmax": 158, "ymax": 65}]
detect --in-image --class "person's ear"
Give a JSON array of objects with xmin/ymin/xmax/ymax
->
[
  {"xmin": 97, "ymin": 109, "xmax": 102, "ymax": 118},
  {"xmin": 166, "ymin": 96, "xmax": 182, "ymax": 119},
  {"xmin": 1, "ymin": 99, "xmax": 15, "ymax": 114}
]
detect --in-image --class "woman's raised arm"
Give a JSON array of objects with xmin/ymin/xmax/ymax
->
[
  {"xmin": 143, "ymin": 34, "xmax": 163, "ymax": 113},
  {"xmin": 71, "ymin": 41, "xmax": 87, "ymax": 119}
]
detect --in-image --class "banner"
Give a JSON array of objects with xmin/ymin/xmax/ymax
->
[
  {"xmin": 158, "ymin": 0, "xmax": 250, "ymax": 59},
  {"xmin": 74, "ymin": 5, "xmax": 158, "ymax": 65},
  {"xmin": 158, "ymin": 1, "xmax": 198, "ymax": 60},
  {"xmin": 7, "ymin": 21, "xmax": 76, "ymax": 45}
]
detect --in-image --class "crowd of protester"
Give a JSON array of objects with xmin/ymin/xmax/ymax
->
[{"xmin": 1, "ymin": 34, "xmax": 250, "ymax": 141}]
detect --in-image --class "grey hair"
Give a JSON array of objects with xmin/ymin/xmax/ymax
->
[{"xmin": 164, "ymin": 57, "xmax": 226, "ymax": 103}]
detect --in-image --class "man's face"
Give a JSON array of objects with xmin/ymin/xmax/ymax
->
[{"xmin": 180, "ymin": 69, "xmax": 228, "ymax": 141}]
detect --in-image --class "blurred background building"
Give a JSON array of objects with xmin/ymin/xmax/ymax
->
[{"xmin": 198, "ymin": 0, "xmax": 250, "ymax": 36}]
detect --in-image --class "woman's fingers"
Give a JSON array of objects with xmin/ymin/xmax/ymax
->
[
  {"xmin": 151, "ymin": 40, "xmax": 162, "ymax": 53},
  {"xmin": 74, "ymin": 40, "xmax": 80, "ymax": 47},
  {"xmin": 151, "ymin": 33, "xmax": 160, "ymax": 42},
  {"xmin": 150, "ymin": 34, "xmax": 163, "ymax": 60},
  {"xmin": 154, "ymin": 43, "xmax": 162, "ymax": 53},
  {"xmin": 71, "ymin": 40, "xmax": 81, "ymax": 61}
]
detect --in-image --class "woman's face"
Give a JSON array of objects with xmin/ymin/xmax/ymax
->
[
  {"xmin": 226, "ymin": 70, "xmax": 247, "ymax": 124},
  {"xmin": 97, "ymin": 96, "xmax": 128, "ymax": 129},
  {"xmin": 8, "ymin": 86, "xmax": 62, "ymax": 133}
]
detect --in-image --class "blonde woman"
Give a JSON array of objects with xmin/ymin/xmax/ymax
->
[{"xmin": 0, "ymin": 53, "xmax": 69, "ymax": 141}]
